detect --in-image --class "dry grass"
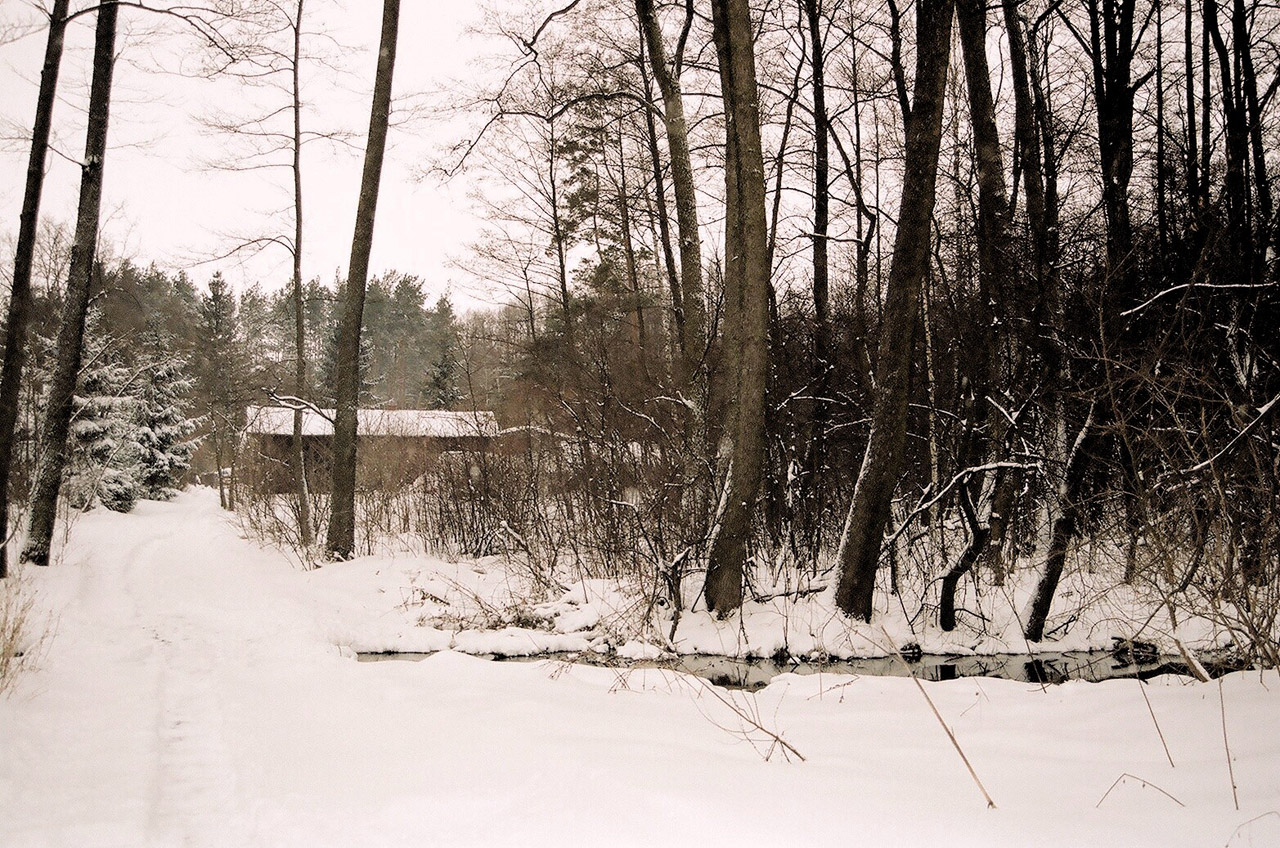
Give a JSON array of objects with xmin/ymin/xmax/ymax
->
[{"xmin": 0, "ymin": 571, "xmax": 44, "ymax": 697}]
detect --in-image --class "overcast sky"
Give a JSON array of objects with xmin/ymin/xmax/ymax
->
[{"xmin": 0, "ymin": 1, "xmax": 499, "ymax": 309}]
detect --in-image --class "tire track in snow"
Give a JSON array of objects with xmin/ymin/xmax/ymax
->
[
  {"xmin": 118, "ymin": 517, "xmax": 258, "ymax": 847},
  {"xmin": 149, "ymin": 616, "xmax": 253, "ymax": 847}
]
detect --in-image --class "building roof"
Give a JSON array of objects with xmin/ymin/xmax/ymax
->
[{"xmin": 245, "ymin": 406, "xmax": 499, "ymax": 439}]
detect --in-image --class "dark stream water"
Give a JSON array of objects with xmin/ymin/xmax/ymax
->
[{"xmin": 356, "ymin": 648, "xmax": 1198, "ymax": 689}]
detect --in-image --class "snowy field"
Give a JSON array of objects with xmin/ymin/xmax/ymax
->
[{"xmin": 1, "ymin": 488, "xmax": 1278, "ymax": 847}]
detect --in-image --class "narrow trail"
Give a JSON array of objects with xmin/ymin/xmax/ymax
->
[
  {"xmin": 0, "ymin": 491, "xmax": 321, "ymax": 847},
  {"xmin": 139, "ymin": 527, "xmax": 255, "ymax": 848}
]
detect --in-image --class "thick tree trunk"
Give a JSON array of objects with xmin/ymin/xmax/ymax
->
[
  {"xmin": 325, "ymin": 0, "xmax": 399, "ymax": 561},
  {"xmin": 703, "ymin": 0, "xmax": 770, "ymax": 616},
  {"xmin": 22, "ymin": 1, "xmax": 118, "ymax": 567},
  {"xmin": 940, "ymin": 492, "xmax": 990, "ymax": 631},
  {"xmin": 833, "ymin": 0, "xmax": 954, "ymax": 620},
  {"xmin": 290, "ymin": 0, "xmax": 312, "ymax": 550},
  {"xmin": 0, "ymin": 0, "xmax": 69, "ymax": 577},
  {"xmin": 956, "ymin": 0, "xmax": 1011, "ymax": 415}
]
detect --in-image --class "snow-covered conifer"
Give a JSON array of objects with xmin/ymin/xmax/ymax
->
[
  {"xmin": 68, "ymin": 349, "xmax": 140, "ymax": 513},
  {"xmin": 133, "ymin": 358, "xmax": 197, "ymax": 501}
]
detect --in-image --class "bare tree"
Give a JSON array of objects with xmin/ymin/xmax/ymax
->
[
  {"xmin": 326, "ymin": 0, "xmax": 400, "ymax": 560},
  {"xmin": 834, "ymin": 0, "xmax": 955, "ymax": 620},
  {"xmin": 22, "ymin": 0, "xmax": 119, "ymax": 567},
  {"xmin": 0, "ymin": 0, "xmax": 69, "ymax": 578},
  {"xmin": 703, "ymin": 0, "xmax": 771, "ymax": 615},
  {"xmin": 635, "ymin": 0, "xmax": 706, "ymax": 394}
]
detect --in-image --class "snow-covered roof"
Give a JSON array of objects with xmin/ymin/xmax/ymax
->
[{"xmin": 245, "ymin": 406, "xmax": 499, "ymax": 439}]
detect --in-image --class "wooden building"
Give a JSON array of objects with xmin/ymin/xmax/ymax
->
[{"xmin": 243, "ymin": 406, "xmax": 499, "ymax": 492}]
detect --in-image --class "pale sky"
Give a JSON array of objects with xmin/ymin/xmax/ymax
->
[{"xmin": 0, "ymin": 1, "xmax": 499, "ymax": 309}]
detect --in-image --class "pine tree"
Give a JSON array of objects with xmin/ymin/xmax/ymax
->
[
  {"xmin": 67, "ymin": 346, "xmax": 139, "ymax": 514},
  {"xmin": 134, "ymin": 358, "xmax": 196, "ymax": 501},
  {"xmin": 425, "ymin": 296, "xmax": 460, "ymax": 410}
]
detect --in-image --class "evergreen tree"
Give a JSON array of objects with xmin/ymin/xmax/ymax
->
[
  {"xmin": 67, "ymin": 344, "xmax": 139, "ymax": 514},
  {"xmin": 134, "ymin": 357, "xmax": 197, "ymax": 500},
  {"xmin": 194, "ymin": 272, "xmax": 254, "ymax": 509},
  {"xmin": 423, "ymin": 296, "xmax": 459, "ymax": 410}
]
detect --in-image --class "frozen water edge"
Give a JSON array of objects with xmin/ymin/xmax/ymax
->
[{"xmin": 356, "ymin": 648, "xmax": 1205, "ymax": 688}]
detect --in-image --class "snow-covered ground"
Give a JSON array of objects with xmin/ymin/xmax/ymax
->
[{"xmin": 1, "ymin": 488, "xmax": 1278, "ymax": 846}]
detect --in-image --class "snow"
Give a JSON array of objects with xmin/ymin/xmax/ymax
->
[{"xmin": 1, "ymin": 488, "xmax": 1278, "ymax": 846}]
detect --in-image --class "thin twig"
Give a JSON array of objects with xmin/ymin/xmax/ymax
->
[
  {"xmin": 1220, "ymin": 677, "xmax": 1240, "ymax": 811},
  {"xmin": 1095, "ymin": 773, "xmax": 1185, "ymax": 808},
  {"xmin": 1136, "ymin": 677, "xmax": 1175, "ymax": 768},
  {"xmin": 1225, "ymin": 812, "xmax": 1280, "ymax": 846},
  {"xmin": 881, "ymin": 628, "xmax": 996, "ymax": 809}
]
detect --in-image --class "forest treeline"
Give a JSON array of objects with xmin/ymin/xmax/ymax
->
[
  {"xmin": 0, "ymin": 250, "xmax": 463, "ymax": 507},
  {"xmin": 1, "ymin": 0, "xmax": 1277, "ymax": 662}
]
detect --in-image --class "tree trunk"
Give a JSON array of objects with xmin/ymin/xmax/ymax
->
[
  {"xmin": 22, "ymin": 1, "xmax": 118, "ymax": 567},
  {"xmin": 616, "ymin": 125, "xmax": 646, "ymax": 367},
  {"xmin": 940, "ymin": 491, "xmax": 990, "ymax": 631},
  {"xmin": 290, "ymin": 0, "xmax": 312, "ymax": 550},
  {"xmin": 940, "ymin": 0, "xmax": 1018, "ymax": 615},
  {"xmin": 1086, "ymin": 0, "xmax": 1138, "ymax": 305},
  {"xmin": 1183, "ymin": 0, "xmax": 1198, "ymax": 210},
  {"xmin": 704, "ymin": 0, "xmax": 770, "ymax": 616},
  {"xmin": 1025, "ymin": 407, "xmax": 1099, "ymax": 642},
  {"xmin": 1232, "ymin": 0, "xmax": 1271, "ymax": 271},
  {"xmin": 833, "ymin": 0, "xmax": 954, "ymax": 620},
  {"xmin": 803, "ymin": 0, "xmax": 832, "ymax": 523},
  {"xmin": 0, "ymin": 0, "xmax": 69, "ymax": 577},
  {"xmin": 636, "ymin": 0, "xmax": 706, "ymax": 394},
  {"xmin": 957, "ymin": 0, "xmax": 1012, "ymax": 405},
  {"xmin": 637, "ymin": 44, "xmax": 682, "ymax": 358},
  {"xmin": 325, "ymin": 0, "xmax": 399, "ymax": 561}
]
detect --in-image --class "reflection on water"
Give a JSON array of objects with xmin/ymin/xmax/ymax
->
[{"xmin": 357, "ymin": 648, "xmax": 1187, "ymax": 689}]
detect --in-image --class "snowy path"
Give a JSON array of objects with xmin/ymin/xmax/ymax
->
[{"xmin": 1, "ymin": 489, "xmax": 1279, "ymax": 847}]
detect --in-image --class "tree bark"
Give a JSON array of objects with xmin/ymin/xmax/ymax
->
[
  {"xmin": 290, "ymin": 0, "xmax": 312, "ymax": 550},
  {"xmin": 803, "ymin": 0, "xmax": 832, "ymax": 511},
  {"xmin": 1183, "ymin": 0, "xmax": 1198, "ymax": 210},
  {"xmin": 325, "ymin": 0, "xmax": 399, "ymax": 560},
  {"xmin": 1232, "ymin": 0, "xmax": 1271, "ymax": 271},
  {"xmin": 637, "ymin": 43, "xmax": 682, "ymax": 356},
  {"xmin": 0, "ymin": 0, "xmax": 70, "ymax": 577},
  {"xmin": 1025, "ymin": 407, "xmax": 1099, "ymax": 641},
  {"xmin": 636, "ymin": 0, "xmax": 706, "ymax": 394},
  {"xmin": 704, "ymin": 0, "xmax": 770, "ymax": 615},
  {"xmin": 833, "ymin": 0, "xmax": 954, "ymax": 620},
  {"xmin": 1086, "ymin": 0, "xmax": 1138, "ymax": 305},
  {"xmin": 22, "ymin": 1, "xmax": 118, "ymax": 567},
  {"xmin": 938, "ymin": 0, "xmax": 1017, "ymax": 626}
]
